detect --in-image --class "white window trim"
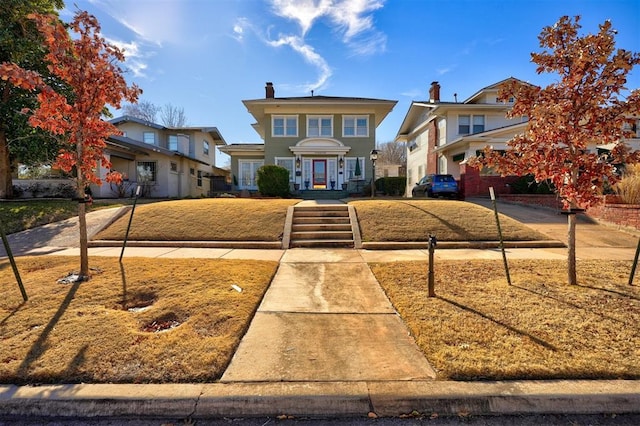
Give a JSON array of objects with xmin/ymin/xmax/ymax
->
[
  {"xmin": 307, "ymin": 115, "xmax": 333, "ymax": 137},
  {"xmin": 275, "ymin": 157, "xmax": 295, "ymax": 182},
  {"xmin": 272, "ymin": 115, "xmax": 298, "ymax": 137},
  {"xmin": 238, "ymin": 159, "xmax": 264, "ymax": 189},
  {"xmin": 343, "ymin": 115, "xmax": 369, "ymax": 138},
  {"xmin": 458, "ymin": 114, "xmax": 485, "ymax": 135},
  {"xmin": 203, "ymin": 140, "xmax": 210, "ymax": 156}
]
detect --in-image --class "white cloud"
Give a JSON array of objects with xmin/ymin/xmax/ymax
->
[
  {"xmin": 87, "ymin": 0, "xmax": 187, "ymax": 47},
  {"xmin": 105, "ymin": 37, "xmax": 153, "ymax": 78},
  {"xmin": 267, "ymin": 35, "xmax": 332, "ymax": 92},
  {"xmin": 257, "ymin": 0, "xmax": 386, "ymax": 92}
]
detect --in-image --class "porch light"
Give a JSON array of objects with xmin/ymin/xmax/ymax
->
[
  {"xmin": 296, "ymin": 157, "xmax": 301, "ymax": 169},
  {"xmin": 370, "ymin": 149, "xmax": 379, "ymax": 198},
  {"xmin": 339, "ymin": 157, "xmax": 344, "ymax": 169}
]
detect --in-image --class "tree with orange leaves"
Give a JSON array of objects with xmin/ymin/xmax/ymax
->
[
  {"xmin": 0, "ymin": 10, "xmax": 141, "ymax": 279},
  {"xmin": 471, "ymin": 16, "xmax": 640, "ymax": 285}
]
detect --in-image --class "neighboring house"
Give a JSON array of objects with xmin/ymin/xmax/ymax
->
[
  {"xmin": 90, "ymin": 116, "xmax": 227, "ymax": 198},
  {"xmin": 220, "ymin": 82, "xmax": 397, "ymax": 193},
  {"xmin": 396, "ymin": 78, "xmax": 530, "ymax": 198},
  {"xmin": 397, "ymin": 78, "xmax": 640, "ymax": 198}
]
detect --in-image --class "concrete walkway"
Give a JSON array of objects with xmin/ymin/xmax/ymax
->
[{"xmin": 221, "ymin": 248, "xmax": 435, "ymax": 382}]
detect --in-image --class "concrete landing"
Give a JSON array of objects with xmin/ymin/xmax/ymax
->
[{"xmin": 220, "ymin": 249, "xmax": 436, "ymax": 383}]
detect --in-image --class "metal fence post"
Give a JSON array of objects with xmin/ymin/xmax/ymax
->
[
  {"xmin": 0, "ymin": 221, "xmax": 27, "ymax": 301},
  {"xmin": 428, "ymin": 234, "xmax": 436, "ymax": 297}
]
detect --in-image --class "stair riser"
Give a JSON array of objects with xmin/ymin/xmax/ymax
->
[
  {"xmin": 292, "ymin": 225, "xmax": 352, "ymax": 232},
  {"xmin": 294, "ymin": 212, "xmax": 349, "ymax": 218},
  {"xmin": 293, "ymin": 217, "xmax": 350, "ymax": 225},
  {"xmin": 290, "ymin": 240, "xmax": 354, "ymax": 248},
  {"xmin": 291, "ymin": 231, "xmax": 353, "ymax": 240}
]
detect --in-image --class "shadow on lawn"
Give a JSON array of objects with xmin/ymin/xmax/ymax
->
[
  {"xmin": 439, "ymin": 295, "xmax": 558, "ymax": 351},
  {"xmin": 398, "ymin": 201, "xmax": 470, "ymax": 239},
  {"xmin": 513, "ymin": 284, "xmax": 634, "ymax": 326},
  {"xmin": 17, "ymin": 280, "xmax": 81, "ymax": 379}
]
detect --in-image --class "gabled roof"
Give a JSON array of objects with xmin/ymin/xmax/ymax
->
[
  {"xmin": 106, "ymin": 134, "xmax": 211, "ymax": 166},
  {"xmin": 110, "ymin": 116, "xmax": 227, "ymax": 146},
  {"xmin": 395, "ymin": 77, "xmax": 534, "ymax": 141},
  {"xmin": 463, "ymin": 77, "xmax": 535, "ymax": 104},
  {"xmin": 242, "ymin": 95, "xmax": 397, "ymax": 140}
]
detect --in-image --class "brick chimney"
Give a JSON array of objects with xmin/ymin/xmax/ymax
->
[
  {"xmin": 265, "ymin": 82, "xmax": 275, "ymax": 98},
  {"xmin": 429, "ymin": 81, "xmax": 440, "ymax": 103}
]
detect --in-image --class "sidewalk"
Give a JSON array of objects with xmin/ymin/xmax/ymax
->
[{"xmin": 1, "ymin": 203, "xmax": 639, "ymax": 420}]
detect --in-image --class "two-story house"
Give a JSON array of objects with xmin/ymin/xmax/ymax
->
[
  {"xmin": 398, "ymin": 78, "xmax": 640, "ymax": 198},
  {"xmin": 89, "ymin": 116, "xmax": 228, "ymax": 198},
  {"xmin": 396, "ymin": 78, "xmax": 531, "ymax": 198},
  {"xmin": 221, "ymin": 82, "xmax": 397, "ymax": 194}
]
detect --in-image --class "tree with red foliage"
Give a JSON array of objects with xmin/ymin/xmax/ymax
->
[
  {"xmin": 470, "ymin": 16, "xmax": 640, "ymax": 285},
  {"xmin": 0, "ymin": 10, "xmax": 141, "ymax": 279}
]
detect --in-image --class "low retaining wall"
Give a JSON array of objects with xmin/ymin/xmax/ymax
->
[
  {"xmin": 499, "ymin": 194, "xmax": 563, "ymax": 210},
  {"xmin": 499, "ymin": 194, "xmax": 640, "ymax": 231}
]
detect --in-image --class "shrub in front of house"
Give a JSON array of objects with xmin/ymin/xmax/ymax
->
[
  {"xmin": 257, "ymin": 165, "xmax": 290, "ymax": 197},
  {"xmin": 375, "ymin": 177, "xmax": 406, "ymax": 196},
  {"xmin": 615, "ymin": 164, "xmax": 640, "ymax": 204},
  {"xmin": 511, "ymin": 174, "xmax": 554, "ymax": 194}
]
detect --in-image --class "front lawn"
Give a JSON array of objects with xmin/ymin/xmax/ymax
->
[
  {"xmin": 351, "ymin": 199, "xmax": 549, "ymax": 242},
  {"xmin": 0, "ymin": 256, "xmax": 277, "ymax": 384},
  {"xmin": 371, "ymin": 259, "xmax": 640, "ymax": 380},
  {"xmin": 94, "ymin": 198, "xmax": 300, "ymax": 241}
]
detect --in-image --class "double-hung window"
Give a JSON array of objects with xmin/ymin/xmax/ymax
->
[
  {"xmin": 343, "ymin": 115, "xmax": 368, "ymax": 137},
  {"xmin": 345, "ymin": 157, "xmax": 365, "ymax": 180},
  {"xmin": 168, "ymin": 135, "xmax": 178, "ymax": 151},
  {"xmin": 458, "ymin": 115, "xmax": 485, "ymax": 135},
  {"xmin": 307, "ymin": 115, "xmax": 333, "ymax": 137},
  {"xmin": 203, "ymin": 141, "xmax": 210, "ymax": 156},
  {"xmin": 272, "ymin": 115, "xmax": 298, "ymax": 137}
]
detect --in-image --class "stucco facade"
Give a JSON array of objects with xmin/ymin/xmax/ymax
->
[
  {"xmin": 91, "ymin": 116, "xmax": 227, "ymax": 198},
  {"xmin": 221, "ymin": 83, "xmax": 396, "ymax": 193}
]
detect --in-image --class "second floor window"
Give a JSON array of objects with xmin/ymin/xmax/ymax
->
[
  {"xmin": 203, "ymin": 140, "xmax": 210, "ymax": 156},
  {"xmin": 458, "ymin": 115, "xmax": 485, "ymax": 135},
  {"xmin": 143, "ymin": 132, "xmax": 155, "ymax": 144},
  {"xmin": 307, "ymin": 116, "xmax": 332, "ymax": 137},
  {"xmin": 343, "ymin": 116, "xmax": 368, "ymax": 137},
  {"xmin": 273, "ymin": 115, "xmax": 298, "ymax": 137},
  {"xmin": 168, "ymin": 135, "xmax": 178, "ymax": 151}
]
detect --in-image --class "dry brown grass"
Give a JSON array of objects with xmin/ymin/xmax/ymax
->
[
  {"xmin": 95, "ymin": 198, "xmax": 300, "ymax": 241},
  {"xmin": 371, "ymin": 259, "xmax": 640, "ymax": 380},
  {"xmin": 351, "ymin": 200, "xmax": 548, "ymax": 242},
  {"xmin": 615, "ymin": 163, "xmax": 640, "ymax": 204},
  {"xmin": 0, "ymin": 256, "xmax": 278, "ymax": 384}
]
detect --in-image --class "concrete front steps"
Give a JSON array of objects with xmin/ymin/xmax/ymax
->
[{"xmin": 288, "ymin": 204, "xmax": 358, "ymax": 248}]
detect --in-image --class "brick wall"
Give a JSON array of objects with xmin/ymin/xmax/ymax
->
[
  {"xmin": 499, "ymin": 194, "xmax": 564, "ymax": 210},
  {"xmin": 587, "ymin": 202, "xmax": 640, "ymax": 230},
  {"xmin": 459, "ymin": 165, "xmax": 519, "ymax": 198}
]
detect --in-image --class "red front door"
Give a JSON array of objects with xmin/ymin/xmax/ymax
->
[{"xmin": 312, "ymin": 159, "xmax": 327, "ymax": 188}]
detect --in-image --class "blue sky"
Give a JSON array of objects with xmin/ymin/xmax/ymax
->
[{"xmin": 62, "ymin": 0, "xmax": 640, "ymax": 166}]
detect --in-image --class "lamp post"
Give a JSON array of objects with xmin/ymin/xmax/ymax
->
[{"xmin": 370, "ymin": 149, "xmax": 378, "ymax": 198}]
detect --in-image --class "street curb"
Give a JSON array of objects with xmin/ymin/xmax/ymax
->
[
  {"xmin": 1, "ymin": 380, "xmax": 638, "ymax": 419},
  {"xmin": 361, "ymin": 240, "xmax": 566, "ymax": 250}
]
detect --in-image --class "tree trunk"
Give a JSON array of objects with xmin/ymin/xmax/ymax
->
[
  {"xmin": 567, "ymin": 212, "xmax": 577, "ymax": 285},
  {"xmin": 78, "ymin": 197, "xmax": 89, "ymax": 279},
  {"xmin": 0, "ymin": 130, "xmax": 14, "ymax": 199}
]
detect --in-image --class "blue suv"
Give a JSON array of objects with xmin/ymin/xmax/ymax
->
[{"xmin": 412, "ymin": 174, "xmax": 459, "ymax": 198}]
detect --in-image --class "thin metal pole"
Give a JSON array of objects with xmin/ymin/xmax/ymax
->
[
  {"xmin": 630, "ymin": 237, "xmax": 640, "ymax": 286},
  {"xmin": 0, "ymin": 221, "xmax": 27, "ymax": 301},
  {"xmin": 371, "ymin": 162, "xmax": 375, "ymax": 198},
  {"xmin": 428, "ymin": 234, "xmax": 436, "ymax": 297},
  {"xmin": 490, "ymin": 187, "xmax": 511, "ymax": 286},
  {"xmin": 119, "ymin": 185, "xmax": 141, "ymax": 263}
]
